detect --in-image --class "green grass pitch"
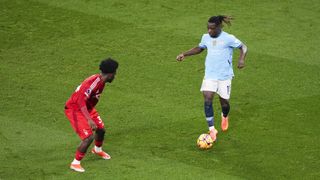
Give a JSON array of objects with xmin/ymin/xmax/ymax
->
[{"xmin": 1, "ymin": 0, "xmax": 319, "ymax": 179}]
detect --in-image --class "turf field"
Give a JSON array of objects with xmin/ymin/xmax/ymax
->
[{"xmin": 1, "ymin": 0, "xmax": 319, "ymax": 179}]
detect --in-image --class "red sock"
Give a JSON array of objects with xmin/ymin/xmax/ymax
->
[
  {"xmin": 75, "ymin": 150, "xmax": 86, "ymax": 161},
  {"xmin": 95, "ymin": 140, "xmax": 103, "ymax": 147}
]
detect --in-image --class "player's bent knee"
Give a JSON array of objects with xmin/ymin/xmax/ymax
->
[
  {"xmin": 223, "ymin": 101, "xmax": 230, "ymax": 107},
  {"xmin": 221, "ymin": 103, "xmax": 230, "ymax": 109},
  {"xmin": 203, "ymin": 92, "xmax": 214, "ymax": 102},
  {"xmin": 204, "ymin": 96, "xmax": 213, "ymax": 103},
  {"xmin": 96, "ymin": 128, "xmax": 105, "ymax": 136}
]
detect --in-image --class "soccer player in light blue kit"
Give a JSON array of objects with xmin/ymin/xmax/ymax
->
[{"xmin": 176, "ymin": 15, "xmax": 248, "ymax": 141}]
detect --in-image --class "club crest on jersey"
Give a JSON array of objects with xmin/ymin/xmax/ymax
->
[{"xmin": 84, "ymin": 89, "xmax": 92, "ymax": 97}]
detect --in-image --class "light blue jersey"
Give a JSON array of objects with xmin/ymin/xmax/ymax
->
[{"xmin": 199, "ymin": 31, "xmax": 242, "ymax": 80}]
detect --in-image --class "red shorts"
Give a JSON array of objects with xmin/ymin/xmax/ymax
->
[{"xmin": 64, "ymin": 108, "xmax": 105, "ymax": 140}]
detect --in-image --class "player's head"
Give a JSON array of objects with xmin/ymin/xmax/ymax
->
[
  {"xmin": 207, "ymin": 15, "xmax": 232, "ymax": 38},
  {"xmin": 99, "ymin": 58, "xmax": 119, "ymax": 83}
]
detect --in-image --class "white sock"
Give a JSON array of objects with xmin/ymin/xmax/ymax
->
[
  {"xmin": 209, "ymin": 126, "xmax": 215, "ymax": 131},
  {"xmin": 72, "ymin": 159, "xmax": 80, "ymax": 165},
  {"xmin": 94, "ymin": 146, "xmax": 102, "ymax": 153}
]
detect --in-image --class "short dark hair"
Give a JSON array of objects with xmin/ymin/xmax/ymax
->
[
  {"xmin": 99, "ymin": 58, "xmax": 118, "ymax": 74},
  {"xmin": 208, "ymin": 15, "xmax": 232, "ymax": 26}
]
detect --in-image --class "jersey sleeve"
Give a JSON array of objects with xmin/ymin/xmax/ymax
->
[
  {"xmin": 76, "ymin": 84, "xmax": 92, "ymax": 108},
  {"xmin": 198, "ymin": 35, "xmax": 207, "ymax": 49},
  {"xmin": 77, "ymin": 93, "xmax": 87, "ymax": 109},
  {"xmin": 76, "ymin": 76, "xmax": 101, "ymax": 109},
  {"xmin": 228, "ymin": 35, "xmax": 242, "ymax": 48}
]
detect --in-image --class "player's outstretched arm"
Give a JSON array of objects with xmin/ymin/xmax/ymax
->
[
  {"xmin": 176, "ymin": 47, "xmax": 204, "ymax": 61},
  {"xmin": 237, "ymin": 43, "xmax": 248, "ymax": 69}
]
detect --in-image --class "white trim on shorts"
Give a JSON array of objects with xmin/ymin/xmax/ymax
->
[{"xmin": 200, "ymin": 79, "xmax": 232, "ymax": 99}]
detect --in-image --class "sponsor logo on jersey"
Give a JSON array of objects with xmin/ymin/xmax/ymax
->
[{"xmin": 213, "ymin": 40, "xmax": 225, "ymax": 46}]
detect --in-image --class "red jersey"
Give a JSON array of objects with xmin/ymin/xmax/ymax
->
[{"xmin": 65, "ymin": 74, "xmax": 105, "ymax": 111}]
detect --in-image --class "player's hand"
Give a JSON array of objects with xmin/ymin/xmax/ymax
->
[
  {"xmin": 237, "ymin": 59, "xmax": 245, "ymax": 69},
  {"xmin": 88, "ymin": 120, "xmax": 97, "ymax": 131},
  {"xmin": 176, "ymin": 54, "xmax": 185, "ymax": 61}
]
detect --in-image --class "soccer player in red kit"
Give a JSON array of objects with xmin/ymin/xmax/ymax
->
[{"xmin": 64, "ymin": 58, "xmax": 118, "ymax": 172}]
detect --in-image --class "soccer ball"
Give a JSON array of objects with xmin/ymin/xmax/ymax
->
[{"xmin": 197, "ymin": 133, "xmax": 214, "ymax": 149}]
